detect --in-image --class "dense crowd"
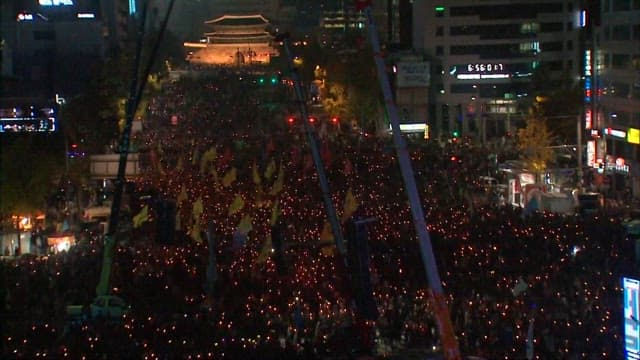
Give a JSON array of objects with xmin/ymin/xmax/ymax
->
[{"xmin": 1, "ymin": 69, "xmax": 635, "ymax": 359}]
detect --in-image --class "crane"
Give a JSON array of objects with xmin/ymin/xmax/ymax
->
[
  {"xmin": 276, "ymin": 33, "xmax": 347, "ymax": 257},
  {"xmin": 95, "ymin": 0, "xmax": 176, "ymax": 298},
  {"xmin": 354, "ymin": 1, "xmax": 461, "ymax": 358}
]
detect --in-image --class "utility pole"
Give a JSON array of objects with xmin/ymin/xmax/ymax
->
[{"xmin": 577, "ymin": 114, "xmax": 584, "ymax": 190}]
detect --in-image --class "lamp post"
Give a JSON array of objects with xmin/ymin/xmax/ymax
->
[{"xmin": 577, "ymin": 114, "xmax": 584, "ymax": 190}]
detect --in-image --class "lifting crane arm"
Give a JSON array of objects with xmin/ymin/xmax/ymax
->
[{"xmin": 355, "ymin": 1, "xmax": 461, "ymax": 358}]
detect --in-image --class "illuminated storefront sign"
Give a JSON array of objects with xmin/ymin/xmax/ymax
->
[
  {"xmin": 17, "ymin": 13, "xmax": 33, "ymax": 21},
  {"xmin": 609, "ymin": 162, "xmax": 631, "ymax": 173},
  {"xmin": 587, "ymin": 140, "xmax": 596, "ymax": 167},
  {"xmin": 605, "ymin": 156, "xmax": 630, "ymax": 173},
  {"xmin": 628, "ymin": 128, "xmax": 640, "ymax": 144},
  {"xmin": 388, "ymin": 123, "xmax": 427, "ymax": 132},
  {"xmin": 585, "ymin": 108, "xmax": 593, "ymax": 130},
  {"xmin": 604, "ymin": 127, "xmax": 626, "ymax": 138}
]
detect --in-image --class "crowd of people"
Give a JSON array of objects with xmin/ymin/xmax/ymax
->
[{"xmin": 1, "ymin": 68, "xmax": 636, "ymax": 359}]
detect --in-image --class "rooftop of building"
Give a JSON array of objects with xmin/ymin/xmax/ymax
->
[{"xmin": 205, "ymin": 14, "xmax": 269, "ymax": 27}]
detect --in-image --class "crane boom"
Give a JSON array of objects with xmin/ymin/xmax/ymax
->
[
  {"xmin": 278, "ymin": 33, "xmax": 346, "ymax": 257},
  {"xmin": 355, "ymin": 1, "xmax": 461, "ymax": 358},
  {"xmin": 96, "ymin": 0, "xmax": 176, "ymax": 297}
]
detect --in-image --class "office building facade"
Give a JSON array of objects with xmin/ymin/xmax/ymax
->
[
  {"xmin": 413, "ymin": 1, "xmax": 583, "ymax": 140},
  {"xmin": 591, "ymin": 0, "xmax": 640, "ymax": 190}
]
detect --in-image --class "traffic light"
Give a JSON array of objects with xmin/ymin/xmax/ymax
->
[
  {"xmin": 270, "ymin": 76, "xmax": 278, "ymax": 85},
  {"xmin": 450, "ymin": 155, "xmax": 462, "ymax": 164},
  {"xmin": 330, "ymin": 116, "xmax": 339, "ymax": 124},
  {"xmin": 451, "ymin": 130, "xmax": 460, "ymax": 143},
  {"xmin": 286, "ymin": 116, "xmax": 295, "ymax": 124},
  {"xmin": 258, "ymin": 77, "xmax": 265, "ymax": 85},
  {"xmin": 308, "ymin": 116, "xmax": 316, "ymax": 123}
]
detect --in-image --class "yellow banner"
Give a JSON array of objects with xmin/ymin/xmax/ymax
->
[
  {"xmin": 237, "ymin": 214, "xmax": 253, "ymax": 234},
  {"xmin": 252, "ymin": 162, "xmax": 262, "ymax": 185},
  {"xmin": 192, "ymin": 196, "xmax": 203, "ymax": 223},
  {"xmin": 222, "ymin": 167, "xmax": 237, "ymax": 187},
  {"xmin": 132, "ymin": 205, "xmax": 149, "ymax": 228},
  {"xmin": 228, "ymin": 194, "xmax": 245, "ymax": 216},
  {"xmin": 264, "ymin": 159, "xmax": 276, "ymax": 179},
  {"xmin": 341, "ymin": 187, "xmax": 358, "ymax": 223},
  {"xmin": 269, "ymin": 163, "xmax": 285, "ymax": 195}
]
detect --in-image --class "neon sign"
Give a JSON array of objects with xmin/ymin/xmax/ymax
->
[
  {"xmin": 586, "ymin": 140, "xmax": 596, "ymax": 167},
  {"xmin": 604, "ymin": 127, "xmax": 626, "ymax": 138},
  {"xmin": 584, "ymin": 50, "xmax": 592, "ymax": 103}
]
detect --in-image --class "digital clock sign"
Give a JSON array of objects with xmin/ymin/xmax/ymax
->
[
  {"xmin": 451, "ymin": 63, "xmax": 510, "ymax": 80},
  {"xmin": 467, "ymin": 63, "xmax": 505, "ymax": 72}
]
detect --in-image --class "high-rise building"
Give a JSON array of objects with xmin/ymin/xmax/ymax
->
[
  {"xmin": 413, "ymin": 1, "xmax": 582, "ymax": 140},
  {"xmin": 1, "ymin": 0, "xmax": 105, "ymax": 98},
  {"xmin": 593, "ymin": 0, "xmax": 640, "ymax": 186}
]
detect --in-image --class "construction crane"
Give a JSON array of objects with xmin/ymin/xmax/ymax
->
[
  {"xmin": 276, "ymin": 33, "xmax": 346, "ymax": 257},
  {"xmin": 354, "ymin": 1, "xmax": 461, "ymax": 358},
  {"xmin": 95, "ymin": 0, "xmax": 176, "ymax": 298}
]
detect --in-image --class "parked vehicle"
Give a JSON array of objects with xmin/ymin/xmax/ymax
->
[{"xmin": 67, "ymin": 295, "xmax": 130, "ymax": 322}]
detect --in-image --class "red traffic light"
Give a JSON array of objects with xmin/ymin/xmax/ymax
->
[
  {"xmin": 331, "ymin": 116, "xmax": 339, "ymax": 124},
  {"xmin": 308, "ymin": 116, "xmax": 316, "ymax": 123},
  {"xmin": 287, "ymin": 116, "xmax": 295, "ymax": 124}
]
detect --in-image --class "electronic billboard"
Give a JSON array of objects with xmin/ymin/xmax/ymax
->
[
  {"xmin": 624, "ymin": 277, "xmax": 640, "ymax": 359},
  {"xmin": 0, "ymin": 105, "xmax": 57, "ymax": 133}
]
